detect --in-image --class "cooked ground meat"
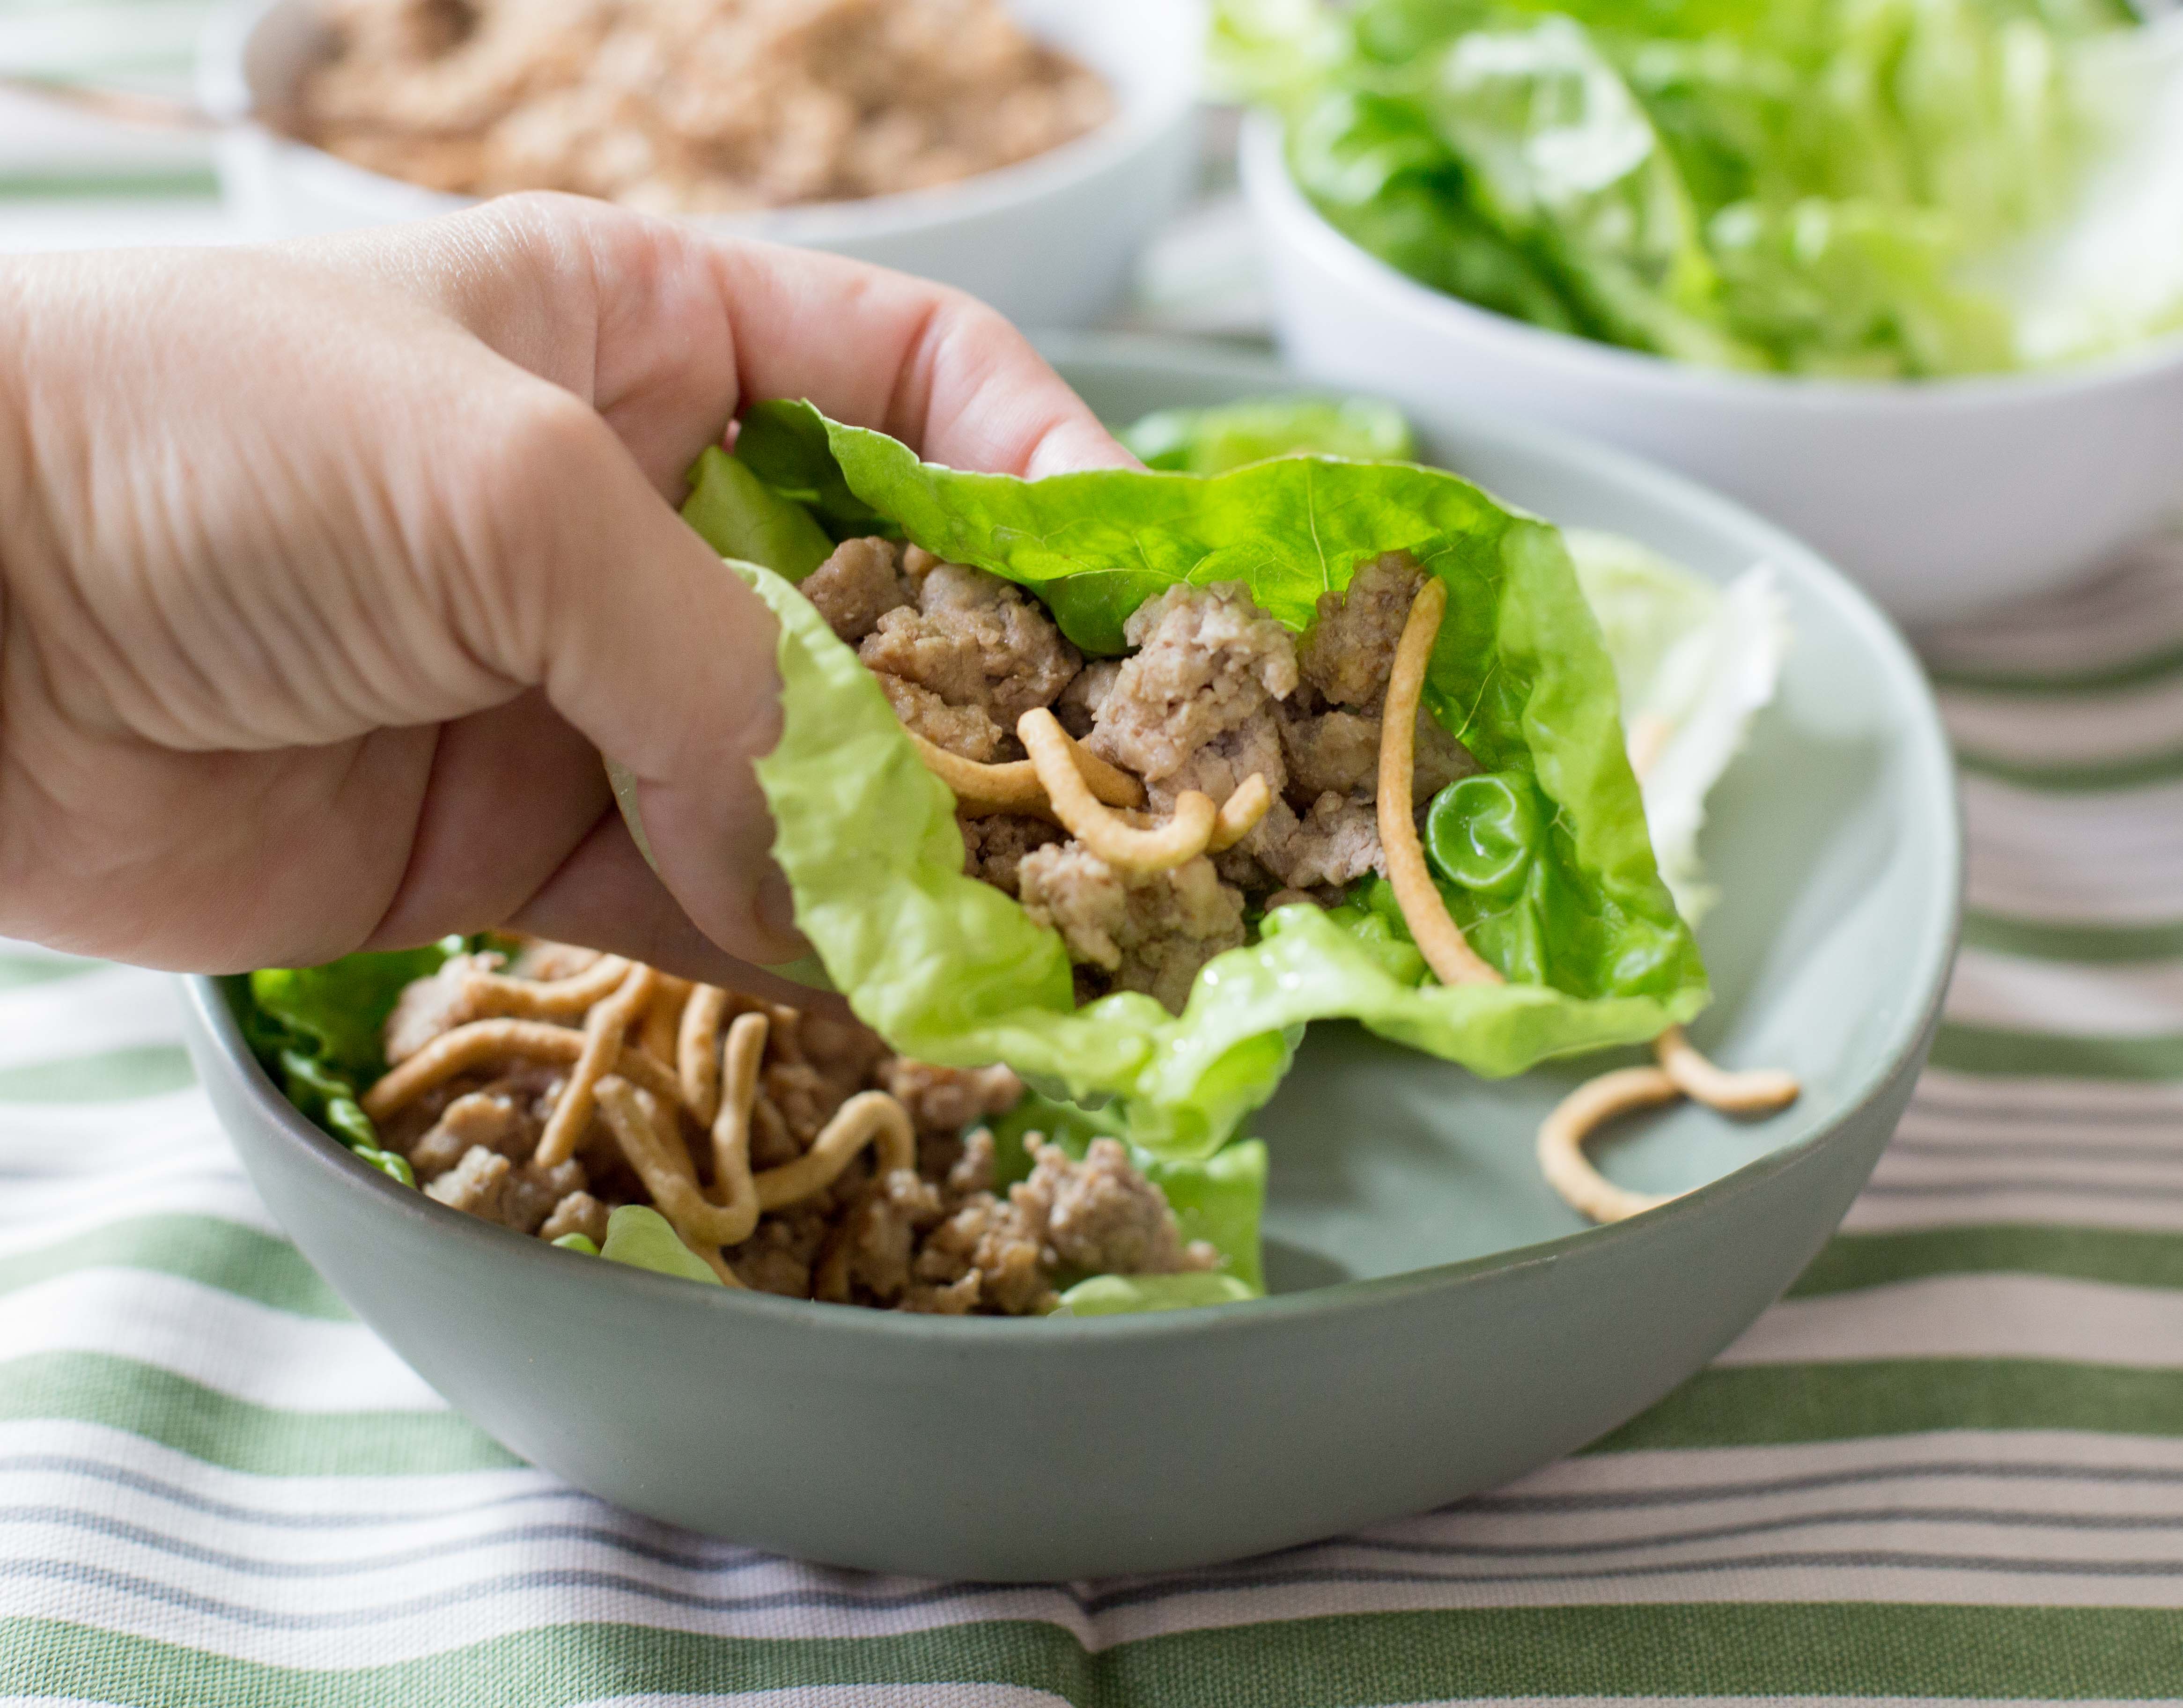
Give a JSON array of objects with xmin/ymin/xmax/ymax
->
[
  {"xmin": 801, "ymin": 535, "xmax": 913, "ymax": 642},
  {"xmin": 958, "ymin": 812, "xmax": 1064, "ymax": 897},
  {"xmin": 1298, "ymin": 553, "xmax": 1422, "ymax": 708},
  {"xmin": 1016, "ymin": 844, "xmax": 1246, "ymax": 1014},
  {"xmin": 1278, "ymin": 705, "xmax": 1475, "ymax": 806},
  {"xmin": 877, "ymin": 675, "xmax": 1010, "ymax": 762},
  {"xmin": 860, "ymin": 562, "xmax": 1081, "ymax": 727},
  {"xmin": 380, "ymin": 946, "xmax": 1210, "ymax": 1313},
  {"xmin": 287, "ymin": 0, "xmax": 1114, "ymax": 215},
  {"xmin": 424, "ymin": 1144, "xmax": 590, "ymax": 1236},
  {"xmin": 1086, "ymin": 582, "xmax": 1300, "ymax": 783},
  {"xmin": 1054, "ymin": 657, "xmax": 1118, "ymax": 738}
]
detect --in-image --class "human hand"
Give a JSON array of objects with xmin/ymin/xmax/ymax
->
[{"xmin": 0, "ymin": 193, "xmax": 1130, "ymax": 989}]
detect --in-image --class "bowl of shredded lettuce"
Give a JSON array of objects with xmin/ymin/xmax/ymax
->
[
  {"xmin": 178, "ymin": 337, "xmax": 1958, "ymax": 1578},
  {"xmin": 1228, "ymin": 0, "xmax": 2183, "ymax": 622}
]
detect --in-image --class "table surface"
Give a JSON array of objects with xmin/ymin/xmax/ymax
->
[{"xmin": 7, "ymin": 15, "xmax": 2183, "ymax": 1706}]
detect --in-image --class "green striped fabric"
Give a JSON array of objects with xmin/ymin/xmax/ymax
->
[{"xmin": 0, "ymin": 552, "xmax": 2178, "ymax": 1707}]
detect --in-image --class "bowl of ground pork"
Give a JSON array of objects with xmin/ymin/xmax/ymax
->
[
  {"xmin": 177, "ymin": 338, "xmax": 1959, "ymax": 1581},
  {"xmin": 196, "ymin": 0, "xmax": 1202, "ymax": 325}
]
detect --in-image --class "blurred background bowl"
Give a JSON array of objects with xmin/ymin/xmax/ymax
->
[
  {"xmin": 197, "ymin": 0, "xmax": 1201, "ymax": 327},
  {"xmin": 1240, "ymin": 112, "xmax": 2183, "ymax": 627}
]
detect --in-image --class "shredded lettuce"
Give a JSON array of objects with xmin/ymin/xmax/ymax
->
[
  {"xmin": 693, "ymin": 403, "xmax": 1706, "ymax": 1158},
  {"xmin": 1217, "ymin": 0, "xmax": 2183, "ymax": 375}
]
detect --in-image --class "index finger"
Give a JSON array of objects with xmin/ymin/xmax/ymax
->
[{"xmin": 321, "ymin": 195, "xmax": 1136, "ymax": 493}]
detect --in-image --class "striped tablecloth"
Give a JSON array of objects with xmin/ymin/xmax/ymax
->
[{"xmin": 11, "ymin": 14, "xmax": 2183, "ymax": 1700}]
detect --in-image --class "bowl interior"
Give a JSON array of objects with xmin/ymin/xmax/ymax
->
[
  {"xmin": 209, "ymin": 0, "xmax": 1201, "ymax": 238},
  {"xmin": 1048, "ymin": 336, "xmax": 1959, "ymax": 1292}
]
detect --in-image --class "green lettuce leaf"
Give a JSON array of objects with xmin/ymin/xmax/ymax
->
[
  {"xmin": 1055, "ymin": 1273, "xmax": 1260, "ymax": 1314},
  {"xmin": 236, "ymin": 942, "xmax": 470, "ymax": 1182},
  {"xmin": 697, "ymin": 405, "xmax": 1706, "ymax": 1157},
  {"xmin": 1568, "ymin": 529, "xmax": 1788, "ymax": 925},
  {"xmin": 1119, "ymin": 395, "xmax": 1417, "ymax": 472},
  {"xmin": 599, "ymin": 1205, "xmax": 726, "ymax": 1286},
  {"xmin": 249, "ymin": 942, "xmax": 459, "ymax": 1083},
  {"xmin": 682, "ymin": 446, "xmax": 833, "ymax": 581}
]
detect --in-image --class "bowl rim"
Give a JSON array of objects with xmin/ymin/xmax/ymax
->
[
  {"xmin": 183, "ymin": 331, "xmax": 1963, "ymax": 1344},
  {"xmin": 1238, "ymin": 108, "xmax": 2183, "ymax": 410},
  {"xmin": 195, "ymin": 0, "xmax": 1204, "ymax": 245}
]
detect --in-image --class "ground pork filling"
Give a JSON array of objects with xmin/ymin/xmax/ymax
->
[
  {"xmin": 284, "ymin": 0, "xmax": 1114, "ymax": 214},
  {"xmin": 372, "ymin": 943, "xmax": 1216, "ymax": 1312},
  {"xmin": 803, "ymin": 539, "xmax": 1480, "ymax": 1012}
]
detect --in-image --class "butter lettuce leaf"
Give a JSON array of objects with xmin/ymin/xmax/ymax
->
[{"xmin": 697, "ymin": 406, "xmax": 1706, "ymax": 1157}]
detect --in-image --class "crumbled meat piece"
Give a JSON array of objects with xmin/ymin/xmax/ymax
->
[
  {"xmin": 763, "ymin": 1059, "xmax": 849, "ymax": 1147},
  {"xmin": 860, "ymin": 562, "xmax": 1080, "ymax": 728},
  {"xmin": 729, "ymin": 1204, "xmax": 833, "ymax": 1297},
  {"xmin": 1087, "ymin": 583, "xmax": 1298, "ymax": 783},
  {"xmin": 874, "ymin": 672, "xmax": 1010, "ymax": 761},
  {"xmin": 382, "ymin": 953, "xmax": 501, "ymax": 1064},
  {"xmin": 1278, "ymin": 705, "xmax": 1477, "ymax": 806},
  {"xmin": 1054, "ymin": 658, "xmax": 1118, "ymax": 738},
  {"xmin": 407, "ymin": 1087, "xmax": 534, "ymax": 1178},
  {"xmin": 1150, "ymin": 707, "xmax": 1288, "ymax": 811},
  {"xmin": 423, "ymin": 1144, "xmax": 509, "ymax": 1217},
  {"xmin": 1414, "ymin": 715, "xmax": 1477, "ymax": 800},
  {"xmin": 1260, "ymin": 792, "xmax": 1386, "ymax": 891},
  {"xmin": 879, "ymin": 1059, "xmax": 1024, "ymax": 1137},
  {"xmin": 1280, "ymin": 708, "xmax": 1380, "ymax": 803},
  {"xmin": 958, "ymin": 812, "xmax": 1063, "ymax": 896},
  {"xmin": 802, "ymin": 536, "xmax": 912, "ymax": 642},
  {"xmin": 291, "ymin": 0, "xmax": 1115, "ymax": 214},
  {"xmin": 1298, "ymin": 554, "xmax": 1424, "ymax": 708},
  {"xmin": 815, "ymin": 1168, "xmax": 946, "ymax": 1304},
  {"xmin": 914, "ymin": 1193, "xmax": 1055, "ymax": 1316},
  {"xmin": 538, "ymin": 1190, "xmax": 609, "ymax": 1244},
  {"xmin": 900, "ymin": 1274, "xmax": 982, "ymax": 1313},
  {"xmin": 1022, "ymin": 1139, "xmax": 1217, "ymax": 1277},
  {"xmin": 1017, "ymin": 844, "xmax": 1246, "ymax": 1014},
  {"xmin": 946, "ymin": 1126, "xmax": 1001, "ymax": 1195},
  {"xmin": 798, "ymin": 1012, "xmax": 890, "ymax": 1091},
  {"xmin": 424, "ymin": 1144, "xmax": 589, "ymax": 1235}
]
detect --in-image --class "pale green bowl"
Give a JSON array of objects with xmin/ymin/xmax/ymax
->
[{"xmin": 177, "ymin": 334, "xmax": 1960, "ymax": 1581}]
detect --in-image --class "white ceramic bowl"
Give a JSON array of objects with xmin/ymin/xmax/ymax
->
[
  {"xmin": 197, "ymin": 0, "xmax": 1201, "ymax": 328},
  {"xmin": 1240, "ymin": 112, "xmax": 2183, "ymax": 625}
]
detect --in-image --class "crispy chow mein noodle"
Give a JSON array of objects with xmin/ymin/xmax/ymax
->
[
  {"xmin": 1377, "ymin": 578, "xmax": 1503, "ymax": 988},
  {"xmin": 1535, "ymin": 1066, "xmax": 1682, "ymax": 1225},
  {"xmin": 1529, "ymin": 704, "xmax": 1801, "ymax": 1224},
  {"xmin": 365, "ymin": 939, "xmax": 1223, "ymax": 1312}
]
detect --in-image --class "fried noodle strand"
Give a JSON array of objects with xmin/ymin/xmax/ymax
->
[
  {"xmin": 1536, "ymin": 1066, "xmax": 1682, "ymax": 1224},
  {"xmin": 1377, "ymin": 578, "xmax": 1502, "ymax": 987}
]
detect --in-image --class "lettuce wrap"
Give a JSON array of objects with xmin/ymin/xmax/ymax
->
[{"xmin": 678, "ymin": 402, "xmax": 1708, "ymax": 1160}]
